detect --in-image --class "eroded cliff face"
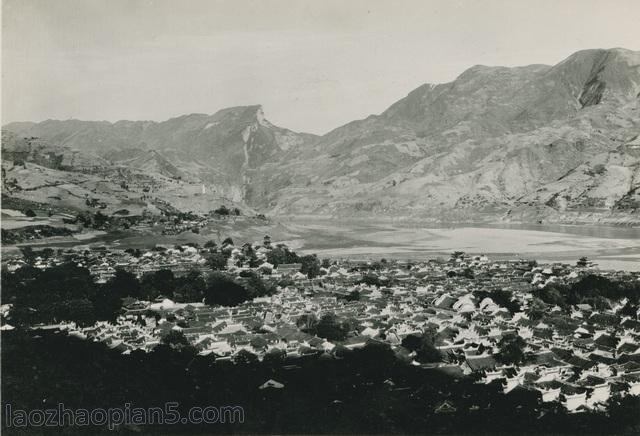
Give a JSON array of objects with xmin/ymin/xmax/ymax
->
[
  {"xmin": 4, "ymin": 49, "xmax": 640, "ymax": 224},
  {"xmin": 3, "ymin": 105, "xmax": 317, "ymax": 205}
]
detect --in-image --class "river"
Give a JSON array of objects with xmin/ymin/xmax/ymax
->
[{"xmin": 286, "ymin": 220, "xmax": 640, "ymax": 271}]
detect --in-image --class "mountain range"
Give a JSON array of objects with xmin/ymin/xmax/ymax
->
[{"xmin": 3, "ymin": 48, "xmax": 640, "ymax": 225}]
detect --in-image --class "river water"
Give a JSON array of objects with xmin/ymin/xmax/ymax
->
[{"xmin": 289, "ymin": 220, "xmax": 640, "ymax": 271}]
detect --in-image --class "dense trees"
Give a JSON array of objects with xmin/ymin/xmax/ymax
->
[
  {"xmin": 401, "ymin": 328, "xmax": 443, "ymax": 363},
  {"xmin": 265, "ymin": 244, "xmax": 299, "ymax": 266},
  {"xmin": 5, "ymin": 330, "xmax": 635, "ymax": 434},
  {"xmin": 213, "ymin": 205, "xmax": 230, "ymax": 215},
  {"xmin": 305, "ymin": 313, "xmax": 357, "ymax": 341},
  {"xmin": 19, "ymin": 246, "xmax": 37, "ymax": 264},
  {"xmin": 536, "ymin": 274, "xmax": 640, "ymax": 310},
  {"xmin": 204, "ymin": 271, "xmax": 275, "ymax": 307},
  {"xmin": 104, "ymin": 268, "xmax": 141, "ymax": 299},
  {"xmin": 263, "ymin": 234, "xmax": 272, "ymax": 249},
  {"xmin": 5, "ymin": 236, "xmax": 310, "ymax": 328},
  {"xmin": 140, "ymin": 269, "xmax": 175, "ymax": 299},
  {"xmin": 204, "ymin": 272, "xmax": 251, "ymax": 306},
  {"xmin": 473, "ymin": 289, "xmax": 521, "ymax": 313},
  {"xmin": 264, "ymin": 244, "xmax": 322, "ymax": 278},
  {"xmin": 495, "ymin": 334, "xmax": 526, "ymax": 365},
  {"xmin": 174, "ymin": 269, "xmax": 208, "ymax": 303},
  {"xmin": 2, "ymin": 225, "xmax": 75, "ymax": 244},
  {"xmin": 526, "ymin": 297, "xmax": 547, "ymax": 321},
  {"xmin": 300, "ymin": 254, "xmax": 321, "ymax": 278},
  {"xmin": 297, "ymin": 313, "xmax": 355, "ymax": 341},
  {"xmin": 358, "ymin": 274, "xmax": 387, "ymax": 287},
  {"xmin": 239, "ymin": 270, "xmax": 276, "ymax": 297},
  {"xmin": 3, "ymin": 263, "xmax": 101, "ymax": 326},
  {"xmin": 296, "ymin": 313, "xmax": 319, "ymax": 331},
  {"xmin": 161, "ymin": 330, "xmax": 192, "ymax": 351},
  {"xmin": 206, "ymin": 252, "xmax": 229, "ymax": 270},
  {"xmin": 401, "ymin": 334, "xmax": 423, "ymax": 352},
  {"xmin": 3, "ymin": 262, "xmax": 278, "ymax": 328}
]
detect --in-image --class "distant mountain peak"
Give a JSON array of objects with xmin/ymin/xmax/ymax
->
[{"xmin": 3, "ymin": 48, "xmax": 639, "ymax": 224}]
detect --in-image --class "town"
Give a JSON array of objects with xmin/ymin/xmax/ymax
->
[{"xmin": 2, "ymin": 236, "xmax": 640, "ymax": 418}]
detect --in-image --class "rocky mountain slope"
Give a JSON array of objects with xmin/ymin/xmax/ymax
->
[
  {"xmin": 3, "ymin": 48, "xmax": 640, "ymax": 225},
  {"xmin": 255, "ymin": 48, "xmax": 640, "ymax": 224},
  {"xmin": 4, "ymin": 106, "xmax": 317, "ymax": 203}
]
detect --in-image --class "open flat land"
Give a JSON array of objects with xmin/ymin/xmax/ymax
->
[
  {"xmin": 285, "ymin": 219, "xmax": 640, "ymax": 271},
  {"xmin": 3, "ymin": 213, "xmax": 639, "ymax": 271}
]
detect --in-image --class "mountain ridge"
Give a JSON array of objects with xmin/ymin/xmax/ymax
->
[{"xmin": 3, "ymin": 48, "xmax": 640, "ymax": 225}]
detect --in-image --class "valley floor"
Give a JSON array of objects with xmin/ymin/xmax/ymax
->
[{"xmin": 284, "ymin": 219, "xmax": 640, "ymax": 272}]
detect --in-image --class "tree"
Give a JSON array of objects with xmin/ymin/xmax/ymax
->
[
  {"xmin": 61, "ymin": 298, "xmax": 96, "ymax": 327},
  {"xmin": 461, "ymin": 268, "xmax": 474, "ymax": 279},
  {"xmin": 240, "ymin": 243, "xmax": 259, "ymax": 267},
  {"xmin": 576, "ymin": 256, "xmax": 590, "ymax": 267},
  {"xmin": 125, "ymin": 248, "xmax": 142, "ymax": 258},
  {"xmin": 296, "ymin": 313, "xmax": 319, "ymax": 331},
  {"xmin": 401, "ymin": 334, "xmax": 422, "ymax": 352},
  {"xmin": 93, "ymin": 211, "xmax": 109, "ymax": 228},
  {"xmin": 608, "ymin": 396, "xmax": 640, "ymax": 433},
  {"xmin": 214, "ymin": 205, "xmax": 230, "ymax": 216},
  {"xmin": 206, "ymin": 252, "xmax": 228, "ymax": 270},
  {"xmin": 473, "ymin": 289, "xmax": 521, "ymax": 313},
  {"xmin": 496, "ymin": 334, "xmax": 526, "ymax": 365},
  {"xmin": 526, "ymin": 297, "xmax": 547, "ymax": 321},
  {"xmin": 413, "ymin": 328, "xmax": 442, "ymax": 363},
  {"xmin": 620, "ymin": 301, "xmax": 639, "ymax": 319},
  {"xmin": 265, "ymin": 244, "xmax": 300, "ymax": 267},
  {"xmin": 140, "ymin": 269, "xmax": 175, "ymax": 300},
  {"xmin": 356, "ymin": 340, "xmax": 396, "ymax": 379},
  {"xmin": 344, "ymin": 290, "xmax": 360, "ymax": 302},
  {"xmin": 8, "ymin": 263, "xmax": 101, "ymax": 326},
  {"xmin": 263, "ymin": 235, "xmax": 272, "ymax": 248},
  {"xmin": 300, "ymin": 254, "xmax": 321, "ymax": 278},
  {"xmin": 204, "ymin": 240, "xmax": 218, "ymax": 250},
  {"xmin": 450, "ymin": 251, "xmax": 466, "ymax": 261},
  {"xmin": 315, "ymin": 313, "xmax": 350, "ymax": 341},
  {"xmin": 93, "ymin": 287, "xmax": 124, "ymax": 322},
  {"xmin": 358, "ymin": 274, "xmax": 385, "ymax": 287},
  {"xmin": 232, "ymin": 349, "xmax": 258, "ymax": 365},
  {"xmin": 263, "ymin": 348, "xmax": 286, "ymax": 366},
  {"xmin": 104, "ymin": 268, "xmax": 141, "ymax": 299},
  {"xmin": 239, "ymin": 270, "xmax": 276, "ymax": 297},
  {"xmin": 416, "ymin": 342, "xmax": 443, "ymax": 363},
  {"xmin": 173, "ymin": 269, "xmax": 207, "ymax": 303},
  {"xmin": 204, "ymin": 272, "xmax": 249, "ymax": 306},
  {"xmin": 25, "ymin": 209, "xmax": 36, "ymax": 217},
  {"xmin": 161, "ymin": 330, "xmax": 192, "ymax": 351},
  {"xmin": 250, "ymin": 336, "xmax": 268, "ymax": 351},
  {"xmin": 20, "ymin": 246, "xmax": 37, "ymax": 264}
]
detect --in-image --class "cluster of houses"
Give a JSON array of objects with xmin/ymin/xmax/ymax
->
[
  {"xmin": 17, "ymin": 249, "xmax": 637, "ymax": 414},
  {"xmin": 3, "ymin": 239, "xmax": 315, "ymax": 285},
  {"xmin": 3, "ymin": 245, "xmax": 210, "ymax": 282},
  {"xmin": 4, "ymin": 236, "xmax": 640, "ymax": 414}
]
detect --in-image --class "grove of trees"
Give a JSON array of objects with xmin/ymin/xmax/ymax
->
[{"xmin": 2, "ymin": 263, "xmax": 276, "ymax": 328}]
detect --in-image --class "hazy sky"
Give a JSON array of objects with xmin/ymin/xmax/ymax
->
[{"xmin": 2, "ymin": 0, "xmax": 639, "ymax": 134}]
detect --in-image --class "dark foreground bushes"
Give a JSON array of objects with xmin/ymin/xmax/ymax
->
[{"xmin": 2, "ymin": 331, "xmax": 639, "ymax": 434}]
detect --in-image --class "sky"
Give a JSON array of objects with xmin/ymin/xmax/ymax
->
[{"xmin": 2, "ymin": 0, "xmax": 640, "ymax": 135}]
